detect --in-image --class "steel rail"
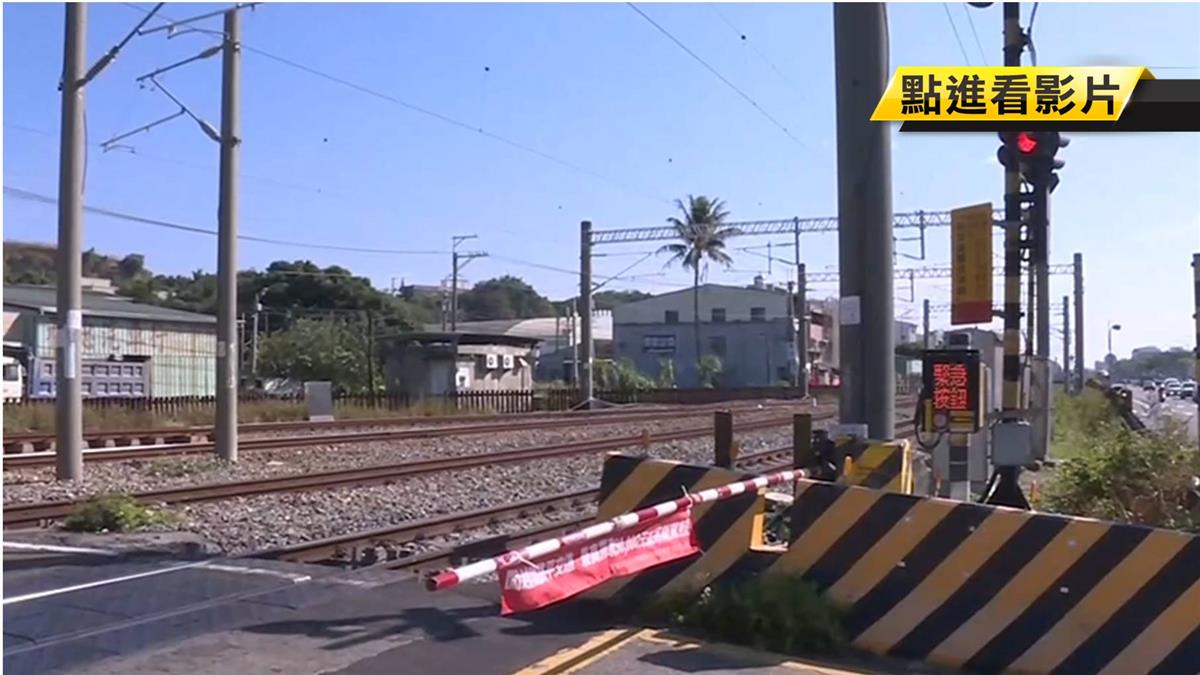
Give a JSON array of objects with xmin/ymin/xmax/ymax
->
[
  {"xmin": 3, "ymin": 414, "xmax": 817, "ymax": 528},
  {"xmin": 2, "ymin": 399, "xmax": 821, "ymax": 457}
]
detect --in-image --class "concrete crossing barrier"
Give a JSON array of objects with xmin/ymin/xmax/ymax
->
[{"xmin": 586, "ymin": 453, "xmax": 1200, "ymax": 675}]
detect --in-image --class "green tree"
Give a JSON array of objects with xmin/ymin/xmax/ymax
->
[
  {"xmin": 257, "ymin": 318, "xmax": 376, "ymax": 393},
  {"xmin": 458, "ymin": 275, "xmax": 553, "ymax": 321},
  {"xmin": 594, "ymin": 358, "xmax": 655, "ymax": 393},
  {"xmin": 593, "ymin": 289, "xmax": 652, "ymax": 311},
  {"xmin": 657, "ymin": 195, "xmax": 738, "ymax": 379},
  {"xmin": 698, "ymin": 354, "xmax": 724, "ymax": 388}
]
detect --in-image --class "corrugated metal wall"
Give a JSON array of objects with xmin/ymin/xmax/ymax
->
[{"xmin": 36, "ymin": 317, "xmax": 216, "ymax": 397}]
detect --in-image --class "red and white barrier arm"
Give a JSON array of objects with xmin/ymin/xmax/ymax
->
[{"xmin": 426, "ymin": 466, "xmax": 808, "ymax": 591}]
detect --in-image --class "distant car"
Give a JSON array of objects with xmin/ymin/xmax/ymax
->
[
  {"xmin": 1178, "ymin": 381, "xmax": 1196, "ymax": 400},
  {"xmin": 1142, "ymin": 380, "xmax": 1157, "ymax": 391},
  {"xmin": 1164, "ymin": 379, "xmax": 1182, "ymax": 396}
]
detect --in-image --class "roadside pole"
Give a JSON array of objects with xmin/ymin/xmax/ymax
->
[
  {"xmin": 578, "ymin": 221, "xmax": 594, "ymax": 408},
  {"xmin": 1073, "ymin": 252, "xmax": 1085, "ymax": 393},
  {"xmin": 55, "ymin": 3, "xmax": 86, "ymax": 481},
  {"xmin": 833, "ymin": 2, "xmax": 894, "ymax": 439},
  {"xmin": 215, "ymin": 7, "xmax": 241, "ymax": 463}
]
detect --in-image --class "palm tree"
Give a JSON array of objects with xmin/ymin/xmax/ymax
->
[{"xmin": 657, "ymin": 195, "xmax": 739, "ymax": 382}]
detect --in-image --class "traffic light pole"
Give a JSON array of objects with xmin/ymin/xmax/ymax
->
[{"xmin": 985, "ymin": 1, "xmax": 1031, "ymax": 509}]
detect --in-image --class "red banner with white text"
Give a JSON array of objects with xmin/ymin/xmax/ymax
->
[{"xmin": 498, "ymin": 508, "xmax": 699, "ymax": 615}]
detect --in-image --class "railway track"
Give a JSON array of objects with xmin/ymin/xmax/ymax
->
[
  {"xmin": 2, "ymin": 399, "xmax": 823, "ymax": 455},
  {"xmin": 2, "ymin": 402, "xmax": 826, "ymax": 469},
  {"xmin": 257, "ymin": 431, "xmax": 915, "ymax": 569},
  {"xmin": 4, "ymin": 413, "xmax": 825, "ymax": 528},
  {"xmin": 254, "ymin": 444, "xmax": 797, "ymax": 565}
]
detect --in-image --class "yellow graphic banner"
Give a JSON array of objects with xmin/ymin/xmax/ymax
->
[{"xmin": 872, "ymin": 67, "xmax": 1154, "ymax": 122}]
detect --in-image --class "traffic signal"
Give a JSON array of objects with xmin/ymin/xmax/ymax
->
[{"xmin": 997, "ymin": 131, "xmax": 1069, "ymax": 192}]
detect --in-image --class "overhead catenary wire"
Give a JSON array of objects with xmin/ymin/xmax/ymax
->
[
  {"xmin": 961, "ymin": 4, "xmax": 990, "ymax": 67},
  {"xmin": 626, "ymin": 3, "xmax": 808, "ymax": 149},
  {"xmin": 118, "ymin": 2, "xmax": 669, "ymax": 205},
  {"xmin": 942, "ymin": 3, "xmax": 973, "ymax": 66},
  {"xmin": 3, "ymin": 186, "xmax": 447, "ymax": 256}
]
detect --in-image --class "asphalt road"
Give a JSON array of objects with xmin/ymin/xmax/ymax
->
[{"xmin": 1130, "ymin": 386, "xmax": 1199, "ymax": 442}]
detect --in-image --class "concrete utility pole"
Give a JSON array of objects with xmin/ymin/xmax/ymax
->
[
  {"xmin": 833, "ymin": 3, "xmax": 894, "ymax": 439},
  {"xmin": 1073, "ymin": 252, "xmax": 1084, "ymax": 393},
  {"xmin": 215, "ymin": 8, "xmax": 241, "ymax": 463},
  {"xmin": 1062, "ymin": 295, "xmax": 1070, "ymax": 393},
  {"xmin": 55, "ymin": 3, "xmax": 86, "ymax": 481},
  {"xmin": 578, "ymin": 221, "xmax": 595, "ymax": 407},
  {"xmin": 798, "ymin": 263, "xmax": 810, "ymax": 397},
  {"xmin": 923, "ymin": 298, "xmax": 931, "ymax": 350}
]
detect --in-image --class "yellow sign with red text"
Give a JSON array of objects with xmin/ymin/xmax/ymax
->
[
  {"xmin": 872, "ymin": 67, "xmax": 1153, "ymax": 122},
  {"xmin": 951, "ymin": 203, "xmax": 994, "ymax": 326}
]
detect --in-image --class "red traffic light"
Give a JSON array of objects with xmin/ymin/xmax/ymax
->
[{"xmin": 1016, "ymin": 132, "xmax": 1039, "ymax": 155}]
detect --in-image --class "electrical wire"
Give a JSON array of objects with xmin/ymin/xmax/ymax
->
[
  {"xmin": 240, "ymin": 44, "xmax": 669, "ymax": 206},
  {"xmin": 941, "ymin": 3, "xmax": 973, "ymax": 66},
  {"xmin": 626, "ymin": 3, "xmax": 808, "ymax": 149},
  {"xmin": 961, "ymin": 4, "xmax": 990, "ymax": 66},
  {"xmin": 119, "ymin": 3, "xmax": 669, "ymax": 205},
  {"xmin": 3, "ymin": 186, "xmax": 448, "ymax": 256},
  {"xmin": 711, "ymin": 8, "xmax": 806, "ymax": 99}
]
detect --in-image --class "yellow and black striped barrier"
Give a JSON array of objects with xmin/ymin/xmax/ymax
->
[
  {"xmin": 833, "ymin": 436, "xmax": 914, "ymax": 494},
  {"xmin": 582, "ymin": 454, "xmax": 765, "ymax": 605},
  {"xmin": 587, "ymin": 453, "xmax": 1200, "ymax": 675},
  {"xmin": 770, "ymin": 479, "xmax": 1200, "ymax": 673}
]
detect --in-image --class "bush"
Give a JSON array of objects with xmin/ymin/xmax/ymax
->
[
  {"xmin": 1044, "ymin": 415, "xmax": 1200, "ymax": 532},
  {"xmin": 646, "ymin": 574, "xmax": 847, "ymax": 656},
  {"xmin": 64, "ymin": 494, "xmax": 174, "ymax": 533}
]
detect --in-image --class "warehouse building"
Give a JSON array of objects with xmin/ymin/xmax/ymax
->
[{"xmin": 3, "ymin": 283, "xmax": 217, "ymax": 398}]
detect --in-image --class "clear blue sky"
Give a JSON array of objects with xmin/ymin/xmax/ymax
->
[{"xmin": 4, "ymin": 2, "xmax": 1199, "ymax": 364}]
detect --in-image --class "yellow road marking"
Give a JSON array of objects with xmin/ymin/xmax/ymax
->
[{"xmin": 510, "ymin": 628, "xmax": 645, "ymax": 675}]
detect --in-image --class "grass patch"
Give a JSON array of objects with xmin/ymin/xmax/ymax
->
[
  {"xmin": 63, "ymin": 494, "xmax": 175, "ymax": 533},
  {"xmin": 643, "ymin": 574, "xmax": 848, "ymax": 657},
  {"xmin": 1043, "ymin": 387, "xmax": 1200, "ymax": 532}
]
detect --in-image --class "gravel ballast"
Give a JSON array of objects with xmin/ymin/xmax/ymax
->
[{"xmin": 162, "ymin": 425, "xmax": 803, "ymax": 555}]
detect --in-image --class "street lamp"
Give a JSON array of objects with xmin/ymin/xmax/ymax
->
[{"xmin": 1107, "ymin": 322, "xmax": 1122, "ymax": 357}]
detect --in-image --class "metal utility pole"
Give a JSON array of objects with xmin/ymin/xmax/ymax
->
[
  {"xmin": 1073, "ymin": 252, "xmax": 1084, "ymax": 393},
  {"xmin": 215, "ymin": 8, "xmax": 241, "ymax": 463},
  {"xmin": 1062, "ymin": 296, "xmax": 1070, "ymax": 393},
  {"xmin": 787, "ymin": 280, "xmax": 797, "ymax": 386},
  {"xmin": 449, "ymin": 234, "xmax": 479, "ymax": 332},
  {"xmin": 833, "ymin": 3, "xmax": 894, "ymax": 439},
  {"xmin": 798, "ymin": 264, "xmax": 809, "ymax": 397},
  {"xmin": 578, "ymin": 221, "xmax": 595, "ymax": 407},
  {"xmin": 1192, "ymin": 253, "xmax": 1199, "ymax": 445},
  {"xmin": 55, "ymin": 3, "xmax": 86, "ymax": 481},
  {"xmin": 923, "ymin": 298, "xmax": 931, "ymax": 350},
  {"xmin": 1032, "ymin": 158, "xmax": 1052, "ymax": 460},
  {"xmin": 250, "ymin": 290, "xmax": 262, "ymax": 382}
]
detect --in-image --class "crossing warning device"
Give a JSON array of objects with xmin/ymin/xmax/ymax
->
[{"xmin": 921, "ymin": 349, "xmax": 984, "ymax": 433}]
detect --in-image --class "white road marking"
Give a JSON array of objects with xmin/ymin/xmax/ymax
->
[
  {"xmin": 3, "ymin": 541, "xmax": 120, "ymax": 556},
  {"xmin": 1, "ymin": 560, "xmax": 311, "ymax": 606},
  {"xmin": 2, "ymin": 560, "xmax": 212, "ymax": 606}
]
